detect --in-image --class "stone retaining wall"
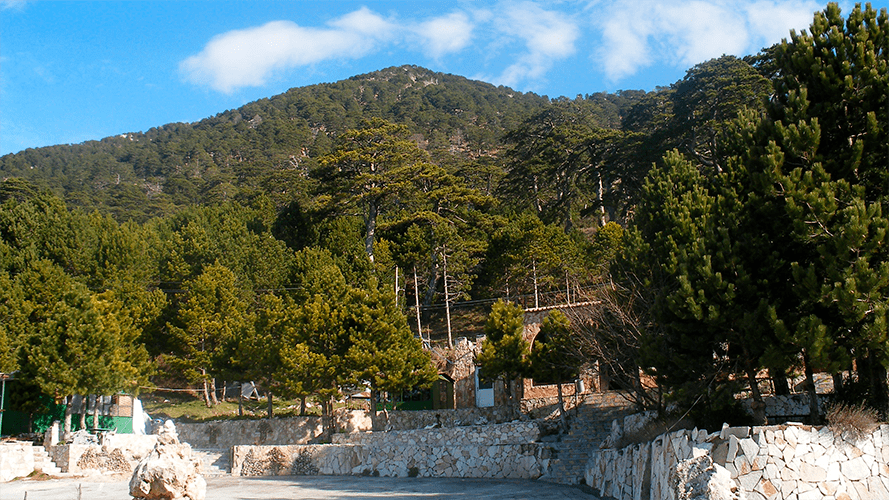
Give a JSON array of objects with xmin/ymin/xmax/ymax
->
[
  {"xmin": 232, "ymin": 421, "xmax": 548, "ymax": 479},
  {"xmin": 175, "ymin": 407, "xmax": 520, "ymax": 450},
  {"xmin": 0, "ymin": 442, "xmax": 35, "ymax": 482},
  {"xmin": 49, "ymin": 434, "xmax": 158, "ymax": 473},
  {"xmin": 587, "ymin": 422, "xmax": 889, "ymax": 500},
  {"xmin": 175, "ymin": 416, "xmax": 326, "ymax": 449},
  {"xmin": 379, "ymin": 406, "xmax": 520, "ymax": 430},
  {"xmin": 743, "ymin": 394, "xmax": 822, "ymax": 423},
  {"xmin": 333, "ymin": 420, "xmax": 538, "ymax": 446}
]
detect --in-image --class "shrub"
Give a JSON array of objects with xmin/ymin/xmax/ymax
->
[
  {"xmin": 825, "ymin": 403, "xmax": 880, "ymax": 442},
  {"xmin": 615, "ymin": 415, "xmax": 695, "ymax": 448}
]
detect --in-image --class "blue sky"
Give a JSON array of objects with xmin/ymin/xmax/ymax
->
[{"xmin": 2, "ymin": 0, "xmax": 884, "ymax": 156}]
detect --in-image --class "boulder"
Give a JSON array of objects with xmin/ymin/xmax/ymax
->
[
  {"xmin": 129, "ymin": 420, "xmax": 206, "ymax": 500},
  {"xmin": 671, "ymin": 455, "xmax": 742, "ymax": 500}
]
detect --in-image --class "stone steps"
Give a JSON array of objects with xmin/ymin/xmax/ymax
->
[
  {"xmin": 33, "ymin": 445, "xmax": 62, "ymax": 475},
  {"xmin": 541, "ymin": 395, "xmax": 634, "ymax": 485},
  {"xmin": 192, "ymin": 449, "xmax": 231, "ymax": 476}
]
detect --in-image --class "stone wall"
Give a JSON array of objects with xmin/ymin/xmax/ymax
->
[
  {"xmin": 232, "ymin": 421, "xmax": 548, "ymax": 479},
  {"xmin": 586, "ymin": 422, "xmax": 889, "ymax": 500},
  {"xmin": 378, "ymin": 406, "xmax": 520, "ymax": 430},
  {"xmin": 49, "ymin": 434, "xmax": 158, "ymax": 473},
  {"xmin": 175, "ymin": 416, "xmax": 325, "ymax": 449},
  {"xmin": 744, "ymin": 394, "xmax": 822, "ymax": 423},
  {"xmin": 174, "ymin": 407, "xmax": 518, "ymax": 450},
  {"xmin": 0, "ymin": 442, "xmax": 36, "ymax": 482}
]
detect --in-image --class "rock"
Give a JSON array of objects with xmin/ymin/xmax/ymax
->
[
  {"xmin": 671, "ymin": 455, "xmax": 742, "ymax": 500},
  {"xmin": 129, "ymin": 425, "xmax": 206, "ymax": 500}
]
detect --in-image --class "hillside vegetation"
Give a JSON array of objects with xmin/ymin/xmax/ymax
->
[{"xmin": 0, "ymin": 3, "xmax": 885, "ymax": 431}]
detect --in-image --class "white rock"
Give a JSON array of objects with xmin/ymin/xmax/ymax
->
[
  {"xmin": 841, "ymin": 456, "xmax": 871, "ymax": 481},
  {"xmin": 671, "ymin": 456, "xmax": 741, "ymax": 500},
  {"xmin": 129, "ymin": 436, "xmax": 205, "ymax": 500},
  {"xmin": 798, "ymin": 462, "xmax": 827, "ymax": 482}
]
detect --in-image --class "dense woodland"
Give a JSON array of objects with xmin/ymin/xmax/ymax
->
[{"xmin": 0, "ymin": 3, "xmax": 885, "ymax": 432}]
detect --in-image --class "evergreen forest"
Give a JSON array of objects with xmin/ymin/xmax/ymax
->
[{"xmin": 0, "ymin": 3, "xmax": 886, "ymax": 432}]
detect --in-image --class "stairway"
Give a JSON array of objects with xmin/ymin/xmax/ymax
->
[
  {"xmin": 192, "ymin": 449, "xmax": 231, "ymax": 476},
  {"xmin": 32, "ymin": 445, "xmax": 63, "ymax": 475},
  {"xmin": 541, "ymin": 393, "xmax": 634, "ymax": 485}
]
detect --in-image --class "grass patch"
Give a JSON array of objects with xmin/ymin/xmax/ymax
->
[{"xmin": 140, "ymin": 391, "xmax": 364, "ymax": 423}]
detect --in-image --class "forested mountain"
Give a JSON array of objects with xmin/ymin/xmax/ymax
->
[
  {"xmin": 3, "ymin": 2, "xmax": 884, "ymax": 430},
  {"xmin": 0, "ymin": 65, "xmax": 639, "ymax": 223}
]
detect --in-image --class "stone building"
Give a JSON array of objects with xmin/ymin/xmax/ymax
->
[{"xmin": 433, "ymin": 303, "xmax": 603, "ymax": 411}]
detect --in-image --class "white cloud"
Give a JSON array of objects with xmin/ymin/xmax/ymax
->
[
  {"xmin": 182, "ymin": 2, "xmax": 581, "ymax": 93},
  {"xmin": 592, "ymin": 0, "xmax": 821, "ymax": 83},
  {"xmin": 489, "ymin": 2, "xmax": 580, "ymax": 88},
  {"xmin": 0, "ymin": 0, "xmax": 29, "ymax": 11},
  {"xmin": 328, "ymin": 7, "xmax": 397, "ymax": 38},
  {"xmin": 414, "ymin": 12, "xmax": 475, "ymax": 59},
  {"xmin": 180, "ymin": 9, "xmax": 395, "ymax": 93},
  {"xmin": 743, "ymin": 1, "xmax": 821, "ymax": 45}
]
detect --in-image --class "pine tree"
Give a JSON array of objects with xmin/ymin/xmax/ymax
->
[
  {"xmin": 315, "ymin": 118, "xmax": 430, "ymax": 263},
  {"xmin": 476, "ymin": 300, "xmax": 530, "ymax": 407},
  {"xmin": 344, "ymin": 282, "xmax": 437, "ymax": 430},
  {"xmin": 735, "ymin": 2, "xmax": 889, "ymax": 412},
  {"xmin": 167, "ymin": 262, "xmax": 251, "ymax": 407},
  {"xmin": 529, "ymin": 310, "xmax": 578, "ymax": 432}
]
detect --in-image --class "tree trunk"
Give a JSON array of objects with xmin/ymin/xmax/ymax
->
[
  {"xmin": 803, "ymin": 352, "xmax": 820, "ymax": 424},
  {"xmin": 63, "ymin": 398, "xmax": 73, "ymax": 436},
  {"xmin": 93, "ymin": 397, "xmax": 100, "ymax": 431},
  {"xmin": 443, "ymin": 251, "xmax": 453, "ymax": 348},
  {"xmin": 413, "ymin": 266, "xmax": 423, "ymax": 344},
  {"xmin": 238, "ymin": 389, "xmax": 243, "ymax": 417},
  {"xmin": 370, "ymin": 389, "xmax": 379, "ymax": 432},
  {"xmin": 210, "ymin": 378, "xmax": 219, "ymax": 406},
  {"xmin": 267, "ymin": 391, "xmax": 273, "ymax": 419},
  {"xmin": 597, "ymin": 171, "xmax": 607, "ymax": 227},
  {"xmin": 532, "ymin": 260, "xmax": 539, "ymax": 309},
  {"xmin": 745, "ymin": 367, "xmax": 767, "ymax": 426},
  {"xmin": 299, "ymin": 396, "xmax": 307, "ymax": 416},
  {"xmin": 79, "ymin": 395, "xmax": 88, "ymax": 431},
  {"xmin": 557, "ymin": 383, "xmax": 567, "ymax": 434},
  {"xmin": 321, "ymin": 399, "xmax": 331, "ymax": 442},
  {"xmin": 770, "ymin": 367, "xmax": 790, "ymax": 396},
  {"xmin": 365, "ymin": 201, "xmax": 378, "ymax": 263},
  {"xmin": 832, "ymin": 372, "xmax": 844, "ymax": 398},
  {"xmin": 202, "ymin": 370, "xmax": 212, "ymax": 408},
  {"xmin": 868, "ymin": 351, "xmax": 888, "ymax": 412}
]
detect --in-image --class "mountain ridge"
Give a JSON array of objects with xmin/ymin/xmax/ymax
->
[{"xmin": 0, "ymin": 64, "xmax": 640, "ymax": 222}]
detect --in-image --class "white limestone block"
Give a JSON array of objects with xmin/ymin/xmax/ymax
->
[
  {"xmin": 781, "ymin": 466, "xmax": 800, "ymax": 481},
  {"xmin": 785, "ymin": 427, "xmax": 798, "ymax": 448},
  {"xmin": 819, "ymin": 480, "xmax": 840, "ymax": 496},
  {"xmin": 798, "ymin": 462, "xmax": 827, "ymax": 482},
  {"xmin": 738, "ymin": 470, "xmax": 763, "ymax": 491},
  {"xmin": 741, "ymin": 438, "xmax": 760, "ymax": 460},
  {"xmin": 797, "ymin": 487, "xmax": 823, "ymax": 500},
  {"xmin": 867, "ymin": 476, "xmax": 889, "ymax": 499},
  {"xmin": 841, "ymin": 456, "xmax": 871, "ymax": 481}
]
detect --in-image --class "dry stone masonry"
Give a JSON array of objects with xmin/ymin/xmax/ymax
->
[
  {"xmin": 587, "ymin": 418, "xmax": 889, "ymax": 500},
  {"xmin": 231, "ymin": 421, "xmax": 549, "ymax": 479}
]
